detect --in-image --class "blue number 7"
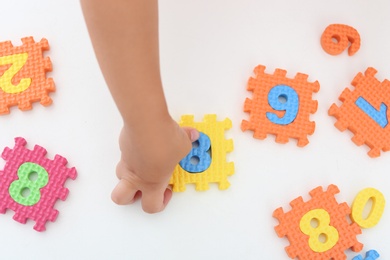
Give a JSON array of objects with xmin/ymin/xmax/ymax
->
[{"xmin": 355, "ymin": 97, "xmax": 388, "ymax": 128}]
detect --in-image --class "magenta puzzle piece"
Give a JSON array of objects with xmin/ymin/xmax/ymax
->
[{"xmin": 0, "ymin": 137, "xmax": 77, "ymax": 231}]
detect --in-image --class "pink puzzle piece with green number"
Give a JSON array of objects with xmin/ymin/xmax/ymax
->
[{"xmin": 0, "ymin": 137, "xmax": 76, "ymax": 232}]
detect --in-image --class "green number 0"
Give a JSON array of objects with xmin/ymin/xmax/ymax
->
[{"xmin": 9, "ymin": 162, "xmax": 49, "ymax": 206}]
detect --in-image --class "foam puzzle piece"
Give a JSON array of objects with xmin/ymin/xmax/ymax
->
[
  {"xmin": 0, "ymin": 37, "xmax": 55, "ymax": 115},
  {"xmin": 321, "ymin": 24, "xmax": 361, "ymax": 56},
  {"xmin": 273, "ymin": 184, "xmax": 362, "ymax": 259},
  {"xmin": 179, "ymin": 132, "xmax": 212, "ymax": 173},
  {"xmin": 329, "ymin": 67, "xmax": 390, "ymax": 157},
  {"xmin": 169, "ymin": 114, "xmax": 234, "ymax": 192},
  {"xmin": 241, "ymin": 65, "xmax": 319, "ymax": 147},
  {"xmin": 351, "ymin": 188, "xmax": 385, "ymax": 229},
  {"xmin": 352, "ymin": 250, "xmax": 380, "ymax": 260},
  {"xmin": 299, "ymin": 208, "xmax": 340, "ymax": 253},
  {"xmin": 0, "ymin": 137, "xmax": 77, "ymax": 231}
]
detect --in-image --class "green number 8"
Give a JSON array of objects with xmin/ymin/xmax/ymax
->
[{"xmin": 9, "ymin": 162, "xmax": 49, "ymax": 206}]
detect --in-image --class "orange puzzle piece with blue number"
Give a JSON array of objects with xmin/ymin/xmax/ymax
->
[
  {"xmin": 241, "ymin": 65, "xmax": 319, "ymax": 147},
  {"xmin": 0, "ymin": 36, "xmax": 55, "ymax": 114},
  {"xmin": 329, "ymin": 67, "xmax": 390, "ymax": 157},
  {"xmin": 169, "ymin": 114, "xmax": 234, "ymax": 192}
]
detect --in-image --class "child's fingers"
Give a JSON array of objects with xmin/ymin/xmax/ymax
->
[
  {"xmin": 111, "ymin": 179, "xmax": 139, "ymax": 205},
  {"xmin": 141, "ymin": 186, "xmax": 172, "ymax": 214},
  {"xmin": 181, "ymin": 127, "xmax": 200, "ymax": 142}
]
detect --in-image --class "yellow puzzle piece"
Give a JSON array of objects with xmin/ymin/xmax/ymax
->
[{"xmin": 170, "ymin": 114, "xmax": 234, "ymax": 192}]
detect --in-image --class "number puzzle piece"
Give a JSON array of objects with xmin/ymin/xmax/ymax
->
[
  {"xmin": 351, "ymin": 188, "xmax": 385, "ymax": 229},
  {"xmin": 321, "ymin": 24, "xmax": 361, "ymax": 56},
  {"xmin": 0, "ymin": 37, "xmax": 55, "ymax": 114},
  {"xmin": 241, "ymin": 65, "xmax": 319, "ymax": 147},
  {"xmin": 179, "ymin": 132, "xmax": 212, "ymax": 173},
  {"xmin": 170, "ymin": 114, "xmax": 234, "ymax": 192},
  {"xmin": 300, "ymin": 209, "xmax": 339, "ymax": 253},
  {"xmin": 352, "ymin": 250, "xmax": 380, "ymax": 260},
  {"xmin": 0, "ymin": 137, "xmax": 77, "ymax": 231},
  {"xmin": 273, "ymin": 184, "xmax": 362, "ymax": 259},
  {"xmin": 329, "ymin": 67, "xmax": 390, "ymax": 157}
]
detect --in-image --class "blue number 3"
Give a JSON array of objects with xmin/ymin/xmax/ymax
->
[
  {"xmin": 179, "ymin": 132, "xmax": 212, "ymax": 173},
  {"xmin": 266, "ymin": 85, "xmax": 299, "ymax": 125}
]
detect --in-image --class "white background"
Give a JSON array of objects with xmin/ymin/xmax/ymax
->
[{"xmin": 0, "ymin": 0, "xmax": 389, "ymax": 259}]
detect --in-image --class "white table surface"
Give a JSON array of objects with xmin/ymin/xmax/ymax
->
[{"xmin": 0, "ymin": 0, "xmax": 389, "ymax": 259}]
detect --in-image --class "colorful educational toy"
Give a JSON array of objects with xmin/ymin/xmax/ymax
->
[
  {"xmin": 321, "ymin": 24, "xmax": 361, "ymax": 56},
  {"xmin": 351, "ymin": 188, "xmax": 385, "ymax": 229},
  {"xmin": 0, "ymin": 137, "xmax": 77, "ymax": 231},
  {"xmin": 329, "ymin": 67, "xmax": 390, "ymax": 157},
  {"xmin": 179, "ymin": 132, "xmax": 212, "ymax": 173},
  {"xmin": 273, "ymin": 184, "xmax": 362, "ymax": 259},
  {"xmin": 241, "ymin": 65, "xmax": 319, "ymax": 147},
  {"xmin": 170, "ymin": 114, "xmax": 234, "ymax": 192},
  {"xmin": 0, "ymin": 37, "xmax": 54, "ymax": 114},
  {"xmin": 352, "ymin": 250, "xmax": 380, "ymax": 260}
]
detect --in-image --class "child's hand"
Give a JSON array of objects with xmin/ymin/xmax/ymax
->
[
  {"xmin": 80, "ymin": 0, "xmax": 195, "ymax": 213},
  {"xmin": 111, "ymin": 117, "xmax": 199, "ymax": 213}
]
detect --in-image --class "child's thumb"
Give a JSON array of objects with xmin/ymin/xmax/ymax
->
[{"xmin": 181, "ymin": 127, "xmax": 200, "ymax": 142}]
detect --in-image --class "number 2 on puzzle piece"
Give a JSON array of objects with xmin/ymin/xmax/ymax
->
[
  {"xmin": 0, "ymin": 37, "xmax": 55, "ymax": 115},
  {"xmin": 0, "ymin": 137, "xmax": 77, "ymax": 232},
  {"xmin": 329, "ymin": 67, "xmax": 390, "ymax": 157},
  {"xmin": 241, "ymin": 65, "xmax": 319, "ymax": 147},
  {"xmin": 170, "ymin": 114, "xmax": 234, "ymax": 192}
]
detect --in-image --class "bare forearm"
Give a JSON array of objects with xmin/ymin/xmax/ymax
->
[{"xmin": 80, "ymin": 0, "xmax": 169, "ymax": 128}]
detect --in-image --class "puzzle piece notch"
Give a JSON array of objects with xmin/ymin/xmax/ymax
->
[
  {"xmin": 321, "ymin": 24, "xmax": 361, "ymax": 56},
  {"xmin": 0, "ymin": 36, "xmax": 55, "ymax": 115},
  {"xmin": 242, "ymin": 65, "xmax": 319, "ymax": 147},
  {"xmin": 170, "ymin": 114, "xmax": 234, "ymax": 192},
  {"xmin": 0, "ymin": 137, "xmax": 77, "ymax": 231},
  {"xmin": 329, "ymin": 67, "xmax": 390, "ymax": 157},
  {"xmin": 273, "ymin": 184, "xmax": 363, "ymax": 259}
]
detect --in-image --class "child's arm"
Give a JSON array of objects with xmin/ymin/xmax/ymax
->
[{"xmin": 80, "ymin": 0, "xmax": 199, "ymax": 213}]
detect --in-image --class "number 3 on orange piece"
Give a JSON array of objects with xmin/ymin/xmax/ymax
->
[
  {"xmin": 351, "ymin": 188, "xmax": 385, "ymax": 229},
  {"xmin": 321, "ymin": 24, "xmax": 361, "ymax": 56}
]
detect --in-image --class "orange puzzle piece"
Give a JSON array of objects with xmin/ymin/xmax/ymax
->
[
  {"xmin": 321, "ymin": 24, "xmax": 361, "ymax": 56},
  {"xmin": 241, "ymin": 65, "xmax": 319, "ymax": 147},
  {"xmin": 329, "ymin": 67, "xmax": 390, "ymax": 157},
  {"xmin": 273, "ymin": 184, "xmax": 363, "ymax": 260},
  {"xmin": 0, "ymin": 37, "xmax": 55, "ymax": 114}
]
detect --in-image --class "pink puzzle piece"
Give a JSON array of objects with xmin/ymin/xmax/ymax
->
[{"xmin": 0, "ymin": 137, "xmax": 77, "ymax": 231}]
